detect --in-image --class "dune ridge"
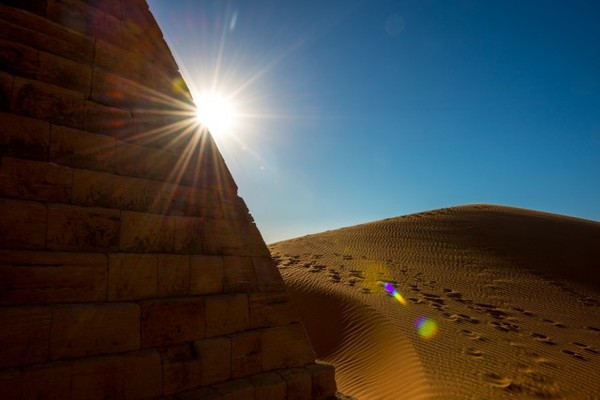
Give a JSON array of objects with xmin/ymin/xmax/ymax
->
[{"xmin": 270, "ymin": 204, "xmax": 600, "ymax": 399}]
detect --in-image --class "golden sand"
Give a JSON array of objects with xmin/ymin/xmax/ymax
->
[{"xmin": 270, "ymin": 204, "xmax": 600, "ymax": 399}]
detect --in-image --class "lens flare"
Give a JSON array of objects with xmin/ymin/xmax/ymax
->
[
  {"xmin": 383, "ymin": 282, "xmax": 407, "ymax": 305},
  {"xmin": 415, "ymin": 316, "xmax": 438, "ymax": 339}
]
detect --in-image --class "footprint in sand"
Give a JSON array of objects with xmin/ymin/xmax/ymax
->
[
  {"xmin": 530, "ymin": 333, "xmax": 558, "ymax": 346},
  {"xmin": 562, "ymin": 349, "xmax": 587, "ymax": 361},
  {"xmin": 572, "ymin": 342, "xmax": 599, "ymax": 355},
  {"xmin": 464, "ymin": 347, "xmax": 484, "ymax": 358}
]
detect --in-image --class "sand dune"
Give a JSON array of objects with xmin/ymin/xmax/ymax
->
[{"xmin": 269, "ymin": 204, "xmax": 600, "ymax": 399}]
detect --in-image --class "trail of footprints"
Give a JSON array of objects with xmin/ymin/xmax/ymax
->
[{"xmin": 272, "ymin": 250, "xmax": 600, "ymax": 396}]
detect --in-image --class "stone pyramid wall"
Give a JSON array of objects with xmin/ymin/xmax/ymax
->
[{"xmin": 0, "ymin": 1, "xmax": 336, "ymax": 398}]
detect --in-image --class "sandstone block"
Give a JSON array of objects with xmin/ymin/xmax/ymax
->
[
  {"xmin": 223, "ymin": 256, "xmax": 258, "ymax": 293},
  {"xmin": 307, "ymin": 362, "xmax": 337, "ymax": 400},
  {"xmin": 37, "ymin": 50, "xmax": 92, "ymax": 95},
  {"xmin": 0, "ymin": 111, "xmax": 50, "ymax": 160},
  {"xmin": 0, "ymin": 251, "xmax": 107, "ymax": 304},
  {"xmin": 0, "ymin": 70, "xmax": 13, "ymax": 111},
  {"xmin": 176, "ymin": 387, "xmax": 220, "ymax": 400},
  {"xmin": 205, "ymin": 294, "xmax": 249, "ymax": 337},
  {"xmin": 71, "ymin": 356, "xmax": 124, "ymax": 400},
  {"xmin": 249, "ymin": 293, "xmax": 301, "ymax": 329},
  {"xmin": 130, "ymin": 111, "xmax": 190, "ymax": 151},
  {"xmin": 174, "ymin": 215, "xmax": 205, "ymax": 254},
  {"xmin": 83, "ymin": 100, "xmax": 136, "ymax": 138},
  {"xmin": 47, "ymin": 204, "xmax": 120, "ymax": 252},
  {"xmin": 116, "ymin": 140, "xmax": 175, "ymax": 181},
  {"xmin": 278, "ymin": 368, "xmax": 312, "ymax": 400},
  {"xmin": 252, "ymin": 372, "xmax": 287, "ymax": 400},
  {"xmin": 261, "ymin": 324, "xmax": 316, "ymax": 371},
  {"xmin": 170, "ymin": 186, "xmax": 222, "ymax": 218},
  {"xmin": 212, "ymin": 378, "xmax": 255, "ymax": 400},
  {"xmin": 0, "ymin": 37, "xmax": 39, "ymax": 79},
  {"xmin": 81, "ymin": 0, "xmax": 122, "ymax": 19},
  {"xmin": 0, "ymin": 306, "xmax": 51, "ymax": 367},
  {"xmin": 91, "ymin": 69, "xmax": 163, "ymax": 109},
  {"xmin": 0, "ymin": 368, "xmax": 20, "ymax": 400},
  {"xmin": 12, "ymin": 77, "xmax": 84, "ymax": 129},
  {"xmin": 0, "ymin": 199, "xmax": 47, "ymax": 250},
  {"xmin": 252, "ymin": 256, "xmax": 286, "ymax": 292},
  {"xmin": 108, "ymin": 253, "xmax": 157, "ymax": 301},
  {"xmin": 158, "ymin": 254, "xmax": 190, "ymax": 297},
  {"xmin": 50, "ymin": 303, "xmax": 140, "ymax": 359},
  {"xmin": 0, "ymin": 157, "xmax": 72, "ymax": 203},
  {"xmin": 193, "ymin": 336, "xmax": 231, "ymax": 385},
  {"xmin": 20, "ymin": 362, "xmax": 72, "ymax": 399},
  {"xmin": 72, "ymin": 170, "xmax": 170, "ymax": 213},
  {"xmin": 160, "ymin": 343, "xmax": 204, "ymax": 396},
  {"xmin": 230, "ymin": 331, "xmax": 262, "ymax": 379},
  {"xmin": 204, "ymin": 219, "xmax": 270, "ymax": 257},
  {"xmin": 123, "ymin": 350, "xmax": 162, "ymax": 399},
  {"xmin": 120, "ymin": 211, "xmax": 174, "ymax": 253},
  {"xmin": 50, "ymin": 125, "xmax": 116, "ymax": 172},
  {"xmin": 141, "ymin": 298, "xmax": 205, "ymax": 348},
  {"xmin": 47, "ymin": 0, "xmax": 123, "ymax": 46},
  {"xmin": 0, "ymin": 11, "xmax": 94, "ymax": 63},
  {"xmin": 220, "ymin": 193, "xmax": 252, "ymax": 221},
  {"xmin": 0, "ymin": 0, "xmax": 47, "ymax": 16},
  {"xmin": 190, "ymin": 255, "xmax": 224, "ymax": 295}
]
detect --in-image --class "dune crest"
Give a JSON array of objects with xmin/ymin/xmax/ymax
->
[{"xmin": 270, "ymin": 204, "xmax": 600, "ymax": 399}]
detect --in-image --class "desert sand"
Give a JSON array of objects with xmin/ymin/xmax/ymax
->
[{"xmin": 269, "ymin": 204, "xmax": 600, "ymax": 399}]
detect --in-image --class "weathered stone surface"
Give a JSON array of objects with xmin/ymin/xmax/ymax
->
[
  {"xmin": 205, "ymin": 294, "xmax": 249, "ymax": 337},
  {"xmin": 223, "ymin": 256, "xmax": 258, "ymax": 292},
  {"xmin": 307, "ymin": 362, "xmax": 338, "ymax": 400},
  {"xmin": 204, "ymin": 218, "xmax": 270, "ymax": 257},
  {"xmin": 160, "ymin": 344, "xmax": 203, "ymax": 395},
  {"xmin": 141, "ymin": 298, "xmax": 205, "ymax": 348},
  {"xmin": 0, "ymin": 306, "xmax": 51, "ymax": 367},
  {"xmin": 115, "ymin": 140, "xmax": 175, "ymax": 181},
  {"xmin": 158, "ymin": 254, "xmax": 190, "ymax": 297},
  {"xmin": 21, "ymin": 362, "xmax": 73, "ymax": 399},
  {"xmin": 123, "ymin": 350, "xmax": 163, "ymax": 399},
  {"xmin": 279, "ymin": 368, "xmax": 312, "ymax": 400},
  {"xmin": 0, "ymin": 38, "xmax": 39, "ymax": 79},
  {"xmin": 252, "ymin": 372, "xmax": 287, "ymax": 400},
  {"xmin": 0, "ymin": 112, "xmax": 50, "ymax": 161},
  {"xmin": 230, "ymin": 331, "xmax": 262, "ymax": 379},
  {"xmin": 120, "ymin": 211, "xmax": 174, "ymax": 252},
  {"xmin": 108, "ymin": 253, "xmax": 157, "ymax": 301},
  {"xmin": 261, "ymin": 324, "xmax": 316, "ymax": 371},
  {"xmin": 50, "ymin": 125, "xmax": 116, "ymax": 172},
  {"xmin": 37, "ymin": 50, "xmax": 92, "ymax": 95},
  {"xmin": 0, "ymin": 199, "xmax": 47, "ymax": 250},
  {"xmin": 212, "ymin": 378, "xmax": 255, "ymax": 400},
  {"xmin": 50, "ymin": 304, "xmax": 140, "ymax": 359},
  {"xmin": 83, "ymin": 100, "xmax": 136, "ymax": 138},
  {"xmin": 0, "ymin": 8, "xmax": 95, "ymax": 63},
  {"xmin": 249, "ymin": 292, "xmax": 301, "ymax": 329},
  {"xmin": 193, "ymin": 336, "xmax": 231, "ymax": 385},
  {"xmin": 174, "ymin": 215, "xmax": 205, "ymax": 254},
  {"xmin": 47, "ymin": 0, "xmax": 123, "ymax": 46},
  {"xmin": 0, "ymin": 157, "xmax": 72, "ymax": 203},
  {"xmin": 71, "ymin": 356, "xmax": 124, "ymax": 400},
  {"xmin": 190, "ymin": 255, "xmax": 224, "ymax": 295},
  {"xmin": 12, "ymin": 77, "xmax": 85, "ymax": 129},
  {"xmin": 0, "ymin": 71, "xmax": 12, "ymax": 111},
  {"xmin": 47, "ymin": 204, "xmax": 120, "ymax": 252},
  {"xmin": 252, "ymin": 256, "xmax": 286, "ymax": 292},
  {"xmin": 0, "ymin": 251, "xmax": 107, "ymax": 304}
]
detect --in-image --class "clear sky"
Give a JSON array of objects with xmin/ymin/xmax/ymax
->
[{"xmin": 148, "ymin": 0, "xmax": 600, "ymax": 243}]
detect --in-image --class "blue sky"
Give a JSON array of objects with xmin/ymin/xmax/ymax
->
[{"xmin": 148, "ymin": 0, "xmax": 600, "ymax": 243}]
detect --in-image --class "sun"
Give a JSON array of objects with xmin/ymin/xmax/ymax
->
[{"xmin": 194, "ymin": 92, "xmax": 236, "ymax": 138}]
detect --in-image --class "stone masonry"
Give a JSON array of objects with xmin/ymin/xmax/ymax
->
[{"xmin": 0, "ymin": 1, "xmax": 337, "ymax": 398}]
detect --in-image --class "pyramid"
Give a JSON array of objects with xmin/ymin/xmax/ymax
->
[{"xmin": 0, "ymin": 1, "xmax": 336, "ymax": 398}]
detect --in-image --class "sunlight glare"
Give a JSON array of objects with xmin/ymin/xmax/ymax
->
[{"xmin": 194, "ymin": 92, "xmax": 236, "ymax": 138}]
